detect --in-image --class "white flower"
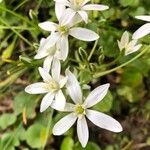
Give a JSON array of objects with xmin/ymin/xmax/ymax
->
[
  {"xmin": 38, "ymin": 19, "xmax": 99, "ymax": 61},
  {"xmin": 133, "ymin": 15, "xmax": 150, "ymax": 39},
  {"xmin": 34, "ymin": 38, "xmax": 65, "ymax": 72},
  {"xmin": 52, "ymin": 70, "xmax": 123, "ymax": 148},
  {"xmin": 25, "ymin": 59, "xmax": 67, "ymax": 112},
  {"xmin": 54, "ymin": 0, "xmax": 109, "ymax": 24},
  {"xmin": 117, "ymin": 31, "xmax": 142, "ymax": 55}
]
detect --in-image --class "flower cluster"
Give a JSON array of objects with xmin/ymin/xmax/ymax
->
[{"xmin": 24, "ymin": 0, "xmax": 150, "ymax": 148}]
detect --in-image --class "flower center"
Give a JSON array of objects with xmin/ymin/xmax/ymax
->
[
  {"xmin": 75, "ymin": 105, "xmax": 85, "ymax": 115},
  {"xmin": 57, "ymin": 26, "xmax": 69, "ymax": 35},
  {"xmin": 72, "ymin": 0, "xmax": 83, "ymax": 10},
  {"xmin": 74, "ymin": 0, "xmax": 83, "ymax": 5},
  {"xmin": 47, "ymin": 80, "xmax": 60, "ymax": 93}
]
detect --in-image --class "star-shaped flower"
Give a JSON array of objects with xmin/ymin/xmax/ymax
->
[
  {"xmin": 25, "ymin": 58, "xmax": 67, "ymax": 112},
  {"xmin": 38, "ymin": 19, "xmax": 99, "ymax": 61},
  {"xmin": 54, "ymin": 0, "xmax": 109, "ymax": 24},
  {"xmin": 52, "ymin": 70, "xmax": 123, "ymax": 147},
  {"xmin": 117, "ymin": 31, "xmax": 142, "ymax": 55},
  {"xmin": 133, "ymin": 15, "xmax": 150, "ymax": 39}
]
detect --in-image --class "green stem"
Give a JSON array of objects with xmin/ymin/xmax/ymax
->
[
  {"xmin": 41, "ymin": 109, "xmax": 54, "ymax": 150},
  {"xmin": 35, "ymin": 0, "xmax": 43, "ymax": 12},
  {"xmin": 93, "ymin": 45, "xmax": 150, "ymax": 78},
  {"xmin": 14, "ymin": 0, "xmax": 30, "ymax": 11},
  {"xmin": 88, "ymin": 40, "xmax": 98, "ymax": 61},
  {"xmin": 0, "ymin": 33, "xmax": 13, "ymax": 52},
  {"xmin": 122, "ymin": 141, "xmax": 133, "ymax": 150},
  {"xmin": 0, "ymin": 25, "xmax": 35, "ymax": 30},
  {"xmin": 0, "ymin": 18, "xmax": 33, "ymax": 47},
  {"xmin": 102, "ymin": 54, "xmax": 122, "ymax": 68},
  {"xmin": 0, "ymin": 5, "xmax": 36, "ymax": 28}
]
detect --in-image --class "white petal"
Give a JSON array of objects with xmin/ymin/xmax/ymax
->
[
  {"xmin": 59, "ymin": 8, "xmax": 76, "ymax": 25},
  {"xmin": 84, "ymin": 83, "xmax": 110, "ymax": 108},
  {"xmin": 52, "ymin": 90, "xmax": 66, "ymax": 110},
  {"xmin": 65, "ymin": 69, "xmax": 82, "ymax": 104},
  {"xmin": 60, "ymin": 36, "xmax": 69, "ymax": 61},
  {"xmin": 38, "ymin": 21, "xmax": 57, "ymax": 31},
  {"xmin": 77, "ymin": 116, "xmax": 89, "ymax": 148},
  {"xmin": 68, "ymin": 13, "xmax": 83, "ymax": 27},
  {"xmin": 43, "ymin": 56, "xmax": 53, "ymax": 73},
  {"xmin": 117, "ymin": 40, "xmax": 123, "ymax": 51},
  {"xmin": 34, "ymin": 38, "xmax": 48, "ymax": 59},
  {"xmin": 132, "ymin": 23, "xmax": 150, "ymax": 39},
  {"xmin": 51, "ymin": 101, "xmax": 76, "ymax": 112},
  {"xmin": 125, "ymin": 44, "xmax": 142, "ymax": 55},
  {"xmin": 78, "ymin": 10, "xmax": 88, "ymax": 23},
  {"xmin": 86, "ymin": 110, "xmax": 123, "ymax": 132},
  {"xmin": 135, "ymin": 15, "xmax": 150, "ymax": 22},
  {"xmin": 70, "ymin": 27, "xmax": 99, "ymax": 41},
  {"xmin": 40, "ymin": 93, "xmax": 54, "ymax": 112},
  {"xmin": 54, "ymin": 46, "xmax": 64, "ymax": 60},
  {"xmin": 127, "ymin": 40, "xmax": 138, "ymax": 50},
  {"xmin": 51, "ymin": 102, "xmax": 75, "ymax": 112},
  {"xmin": 41, "ymin": 33, "xmax": 60, "ymax": 51},
  {"xmin": 52, "ymin": 102, "xmax": 75, "ymax": 112},
  {"xmin": 59, "ymin": 76, "xmax": 68, "ymax": 88},
  {"xmin": 25, "ymin": 82, "xmax": 48, "ymax": 94},
  {"xmin": 53, "ymin": 113, "xmax": 77, "ymax": 135},
  {"xmin": 82, "ymin": 4, "xmax": 109, "ymax": 11},
  {"xmin": 55, "ymin": 3, "xmax": 66, "ymax": 20},
  {"xmin": 63, "ymin": 103, "xmax": 76, "ymax": 111},
  {"xmin": 52, "ymin": 58, "xmax": 61, "ymax": 82},
  {"xmin": 34, "ymin": 37, "xmax": 58, "ymax": 59},
  {"xmin": 38, "ymin": 67, "xmax": 52, "ymax": 83},
  {"xmin": 132, "ymin": 44, "xmax": 142, "ymax": 53},
  {"xmin": 120, "ymin": 31, "xmax": 129, "ymax": 48}
]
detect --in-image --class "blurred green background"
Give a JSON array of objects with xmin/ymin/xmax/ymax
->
[{"xmin": 0, "ymin": 0, "xmax": 150, "ymax": 150}]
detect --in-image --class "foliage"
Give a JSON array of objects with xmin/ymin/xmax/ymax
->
[{"xmin": 0, "ymin": 0, "xmax": 150, "ymax": 149}]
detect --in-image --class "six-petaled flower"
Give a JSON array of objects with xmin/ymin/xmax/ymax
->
[
  {"xmin": 52, "ymin": 70, "xmax": 123, "ymax": 147},
  {"xmin": 25, "ymin": 59, "xmax": 67, "ymax": 112}
]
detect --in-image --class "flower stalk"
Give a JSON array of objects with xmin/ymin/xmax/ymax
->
[{"xmin": 93, "ymin": 45, "xmax": 150, "ymax": 78}]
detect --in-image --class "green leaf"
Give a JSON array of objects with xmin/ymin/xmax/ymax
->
[
  {"xmin": 74, "ymin": 142, "xmax": 101, "ymax": 150},
  {"xmin": 120, "ymin": 0, "xmax": 139, "ymax": 7},
  {"xmin": 0, "ymin": 132, "xmax": 20, "ymax": 150},
  {"xmin": 14, "ymin": 91, "xmax": 39, "ymax": 119},
  {"xmin": 117, "ymin": 86, "xmax": 145, "ymax": 103},
  {"xmin": 117, "ymin": 86, "xmax": 133, "ymax": 102},
  {"xmin": 0, "ymin": 113, "xmax": 16, "ymax": 130},
  {"xmin": 101, "ymin": 31, "xmax": 120, "ymax": 58},
  {"xmin": 15, "ymin": 125, "xmax": 27, "ymax": 141},
  {"xmin": 0, "ymin": 69, "xmax": 26, "ymax": 90},
  {"xmin": 129, "ymin": 7, "xmax": 145, "ymax": 17},
  {"xmin": 26, "ymin": 124, "xmax": 46, "ymax": 148},
  {"xmin": 80, "ymin": 69, "xmax": 92, "ymax": 84},
  {"xmin": 61, "ymin": 136, "xmax": 74, "ymax": 150},
  {"xmin": 105, "ymin": 145, "xmax": 114, "ymax": 150},
  {"xmin": 121, "ymin": 67, "xmax": 143, "ymax": 88},
  {"xmin": 93, "ymin": 91, "xmax": 113, "ymax": 112},
  {"xmin": 2, "ymin": 37, "xmax": 16, "ymax": 59}
]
